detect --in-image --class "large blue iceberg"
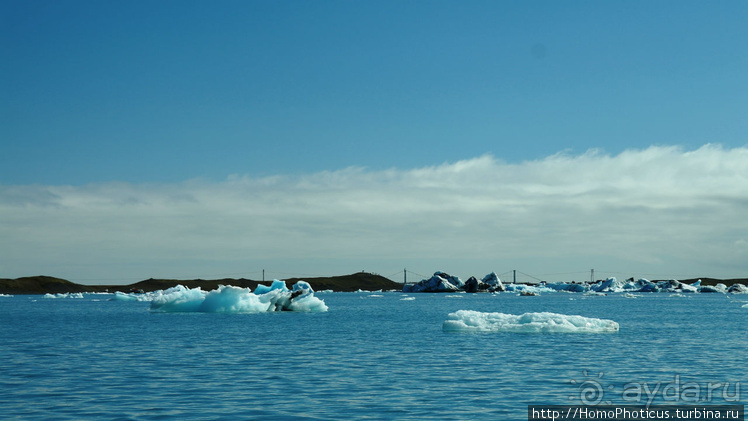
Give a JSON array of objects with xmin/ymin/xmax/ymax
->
[
  {"xmin": 110, "ymin": 280, "xmax": 327, "ymax": 313},
  {"xmin": 149, "ymin": 280, "xmax": 327, "ymax": 313}
]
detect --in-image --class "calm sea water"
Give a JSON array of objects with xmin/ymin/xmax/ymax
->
[{"xmin": 1, "ymin": 292, "xmax": 746, "ymax": 420}]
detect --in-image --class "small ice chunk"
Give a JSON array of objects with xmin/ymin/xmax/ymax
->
[
  {"xmin": 110, "ymin": 291, "xmax": 139, "ymax": 301},
  {"xmin": 43, "ymin": 292, "xmax": 84, "ymax": 299}
]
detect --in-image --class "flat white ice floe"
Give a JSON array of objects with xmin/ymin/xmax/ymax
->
[
  {"xmin": 149, "ymin": 280, "xmax": 327, "ymax": 313},
  {"xmin": 442, "ymin": 310, "xmax": 619, "ymax": 333},
  {"xmin": 110, "ymin": 291, "xmax": 146, "ymax": 302},
  {"xmin": 44, "ymin": 292, "xmax": 84, "ymax": 299}
]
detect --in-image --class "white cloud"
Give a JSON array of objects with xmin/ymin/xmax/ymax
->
[{"xmin": 2, "ymin": 144, "xmax": 747, "ymax": 283}]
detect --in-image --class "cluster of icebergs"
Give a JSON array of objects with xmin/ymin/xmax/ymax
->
[
  {"xmin": 111, "ymin": 280, "xmax": 328, "ymax": 313},
  {"xmin": 404, "ymin": 272, "xmax": 748, "ymax": 294},
  {"xmin": 544, "ymin": 277, "xmax": 748, "ymax": 294},
  {"xmin": 403, "ymin": 272, "xmax": 506, "ymax": 293}
]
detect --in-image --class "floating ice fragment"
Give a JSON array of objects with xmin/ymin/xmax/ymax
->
[
  {"xmin": 110, "ymin": 291, "xmax": 141, "ymax": 301},
  {"xmin": 443, "ymin": 310, "xmax": 619, "ymax": 333},
  {"xmin": 505, "ymin": 284, "xmax": 556, "ymax": 294},
  {"xmin": 43, "ymin": 292, "xmax": 84, "ymax": 299}
]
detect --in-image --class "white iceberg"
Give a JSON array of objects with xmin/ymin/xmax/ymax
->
[
  {"xmin": 578, "ymin": 277, "xmax": 707, "ymax": 294},
  {"xmin": 698, "ymin": 284, "xmax": 727, "ymax": 293},
  {"xmin": 149, "ymin": 281, "xmax": 327, "ymax": 313},
  {"xmin": 590, "ymin": 277, "xmax": 626, "ymax": 293},
  {"xmin": 481, "ymin": 272, "xmax": 505, "ymax": 291},
  {"xmin": 442, "ymin": 310, "xmax": 619, "ymax": 333},
  {"xmin": 110, "ymin": 291, "xmax": 142, "ymax": 301},
  {"xmin": 679, "ymin": 282, "xmax": 699, "ymax": 293},
  {"xmin": 728, "ymin": 284, "xmax": 748, "ymax": 294},
  {"xmin": 504, "ymin": 284, "xmax": 556, "ymax": 294},
  {"xmin": 629, "ymin": 279, "xmax": 659, "ymax": 292},
  {"xmin": 464, "ymin": 273, "xmax": 505, "ymax": 292}
]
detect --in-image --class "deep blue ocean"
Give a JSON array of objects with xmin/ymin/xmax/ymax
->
[{"xmin": 1, "ymin": 292, "xmax": 746, "ymax": 420}]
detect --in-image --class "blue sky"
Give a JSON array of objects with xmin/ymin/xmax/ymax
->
[{"xmin": 2, "ymin": 1, "xmax": 748, "ymax": 284}]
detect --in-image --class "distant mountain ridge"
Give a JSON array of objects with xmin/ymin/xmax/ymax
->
[
  {"xmin": 2, "ymin": 273, "xmax": 746, "ymax": 295},
  {"xmin": 0, "ymin": 272, "xmax": 401, "ymax": 295},
  {"xmin": 0, "ymin": 276, "xmax": 96, "ymax": 294}
]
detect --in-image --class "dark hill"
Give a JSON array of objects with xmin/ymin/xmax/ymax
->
[
  {"xmin": 0, "ymin": 276, "xmax": 107, "ymax": 295},
  {"xmin": 284, "ymin": 272, "xmax": 401, "ymax": 292},
  {"xmin": 653, "ymin": 277, "xmax": 748, "ymax": 286},
  {"xmin": 126, "ymin": 278, "xmax": 262, "ymax": 293},
  {"xmin": 5, "ymin": 273, "xmax": 743, "ymax": 295},
  {"xmin": 0, "ymin": 272, "xmax": 401, "ymax": 294},
  {"xmin": 125, "ymin": 272, "xmax": 400, "ymax": 293}
]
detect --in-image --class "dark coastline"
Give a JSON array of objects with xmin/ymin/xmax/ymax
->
[
  {"xmin": 1, "ymin": 273, "xmax": 747, "ymax": 295},
  {"xmin": 0, "ymin": 272, "xmax": 401, "ymax": 295}
]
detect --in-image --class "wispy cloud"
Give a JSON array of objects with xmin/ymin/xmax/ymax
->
[{"xmin": 2, "ymin": 144, "xmax": 747, "ymax": 283}]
